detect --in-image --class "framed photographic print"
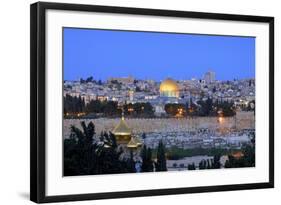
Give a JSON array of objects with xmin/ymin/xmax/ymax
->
[{"xmin": 30, "ymin": 2, "xmax": 274, "ymax": 203}]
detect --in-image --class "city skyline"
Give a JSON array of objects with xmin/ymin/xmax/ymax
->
[
  {"xmin": 63, "ymin": 28, "xmax": 255, "ymax": 81},
  {"xmin": 65, "ymin": 73, "xmax": 254, "ymax": 83}
]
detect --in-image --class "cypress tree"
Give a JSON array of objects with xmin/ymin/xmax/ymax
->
[
  {"xmin": 141, "ymin": 145, "xmax": 154, "ymax": 172},
  {"xmin": 199, "ymin": 159, "xmax": 207, "ymax": 169},
  {"xmin": 207, "ymin": 159, "xmax": 211, "ymax": 169},
  {"xmin": 188, "ymin": 163, "xmax": 196, "ymax": 170},
  {"xmin": 155, "ymin": 140, "xmax": 167, "ymax": 172},
  {"xmin": 212, "ymin": 154, "xmax": 221, "ymax": 169}
]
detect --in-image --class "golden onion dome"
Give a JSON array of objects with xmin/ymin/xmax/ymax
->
[
  {"xmin": 112, "ymin": 116, "xmax": 131, "ymax": 136},
  {"xmin": 127, "ymin": 137, "xmax": 138, "ymax": 148},
  {"xmin": 160, "ymin": 78, "xmax": 179, "ymax": 92}
]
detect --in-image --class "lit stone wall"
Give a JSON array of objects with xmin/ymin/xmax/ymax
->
[{"xmin": 63, "ymin": 111, "xmax": 254, "ymax": 138}]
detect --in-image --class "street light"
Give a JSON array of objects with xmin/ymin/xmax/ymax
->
[
  {"xmin": 217, "ymin": 110, "xmax": 224, "ymax": 124},
  {"xmin": 176, "ymin": 108, "xmax": 184, "ymax": 117}
]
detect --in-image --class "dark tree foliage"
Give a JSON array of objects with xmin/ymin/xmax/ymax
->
[
  {"xmin": 206, "ymin": 159, "xmax": 211, "ymax": 169},
  {"xmin": 187, "ymin": 163, "xmax": 196, "ymax": 170},
  {"xmin": 64, "ymin": 95, "xmax": 155, "ymax": 118},
  {"xmin": 188, "ymin": 98, "xmax": 198, "ymax": 116},
  {"xmin": 103, "ymin": 101, "xmax": 119, "ymax": 116},
  {"xmin": 64, "ymin": 121, "xmax": 136, "ymax": 176},
  {"xmin": 211, "ymin": 154, "xmax": 221, "ymax": 169},
  {"xmin": 64, "ymin": 94, "xmax": 85, "ymax": 114},
  {"xmin": 95, "ymin": 133, "xmax": 134, "ymax": 174},
  {"xmin": 79, "ymin": 76, "xmax": 96, "ymax": 83},
  {"xmin": 164, "ymin": 103, "xmax": 186, "ymax": 116},
  {"xmin": 84, "ymin": 100, "xmax": 120, "ymax": 117},
  {"xmin": 165, "ymin": 99, "xmax": 235, "ymax": 117},
  {"xmin": 85, "ymin": 100, "xmax": 103, "ymax": 113},
  {"xmin": 197, "ymin": 98, "xmax": 214, "ymax": 116},
  {"xmin": 140, "ymin": 145, "xmax": 154, "ymax": 172},
  {"xmin": 98, "ymin": 79, "xmax": 102, "ymax": 85},
  {"xmin": 225, "ymin": 133, "xmax": 255, "ymax": 168},
  {"xmin": 64, "ymin": 94, "xmax": 122, "ymax": 117},
  {"xmin": 224, "ymin": 146, "xmax": 255, "ymax": 168},
  {"xmin": 199, "ymin": 155, "xmax": 221, "ymax": 170},
  {"xmin": 128, "ymin": 150, "xmax": 136, "ymax": 173},
  {"xmin": 197, "ymin": 98, "xmax": 235, "ymax": 117},
  {"xmin": 86, "ymin": 76, "xmax": 94, "ymax": 83},
  {"xmin": 155, "ymin": 141, "xmax": 167, "ymax": 172},
  {"xmin": 80, "ymin": 78, "xmax": 85, "ymax": 84},
  {"xmin": 124, "ymin": 102, "xmax": 154, "ymax": 117},
  {"xmin": 64, "ymin": 121, "xmax": 98, "ymax": 175},
  {"xmin": 217, "ymin": 101, "xmax": 236, "ymax": 117},
  {"xmin": 199, "ymin": 159, "xmax": 207, "ymax": 170}
]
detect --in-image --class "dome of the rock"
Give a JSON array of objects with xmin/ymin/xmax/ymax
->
[{"xmin": 159, "ymin": 78, "xmax": 179, "ymax": 98}]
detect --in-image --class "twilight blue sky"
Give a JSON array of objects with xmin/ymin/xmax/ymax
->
[{"xmin": 63, "ymin": 28, "xmax": 255, "ymax": 81}]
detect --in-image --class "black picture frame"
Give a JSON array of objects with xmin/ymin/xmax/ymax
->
[{"xmin": 30, "ymin": 2, "xmax": 274, "ymax": 203}]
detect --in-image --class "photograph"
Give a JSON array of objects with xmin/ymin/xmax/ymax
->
[
  {"xmin": 63, "ymin": 28, "xmax": 256, "ymax": 176},
  {"xmin": 29, "ymin": 2, "xmax": 274, "ymax": 202}
]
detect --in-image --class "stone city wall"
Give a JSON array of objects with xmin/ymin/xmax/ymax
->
[{"xmin": 63, "ymin": 111, "xmax": 254, "ymax": 138}]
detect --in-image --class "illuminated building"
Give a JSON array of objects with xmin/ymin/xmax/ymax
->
[{"xmin": 159, "ymin": 78, "xmax": 180, "ymax": 98}]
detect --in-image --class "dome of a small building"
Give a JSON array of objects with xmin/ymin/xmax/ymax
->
[
  {"xmin": 127, "ymin": 137, "xmax": 138, "ymax": 149},
  {"xmin": 112, "ymin": 115, "xmax": 132, "ymax": 144}
]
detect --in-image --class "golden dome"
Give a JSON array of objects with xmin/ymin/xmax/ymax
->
[
  {"xmin": 112, "ymin": 116, "xmax": 131, "ymax": 136},
  {"xmin": 160, "ymin": 78, "xmax": 179, "ymax": 92},
  {"xmin": 159, "ymin": 78, "xmax": 179, "ymax": 98},
  {"xmin": 127, "ymin": 137, "xmax": 138, "ymax": 149}
]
